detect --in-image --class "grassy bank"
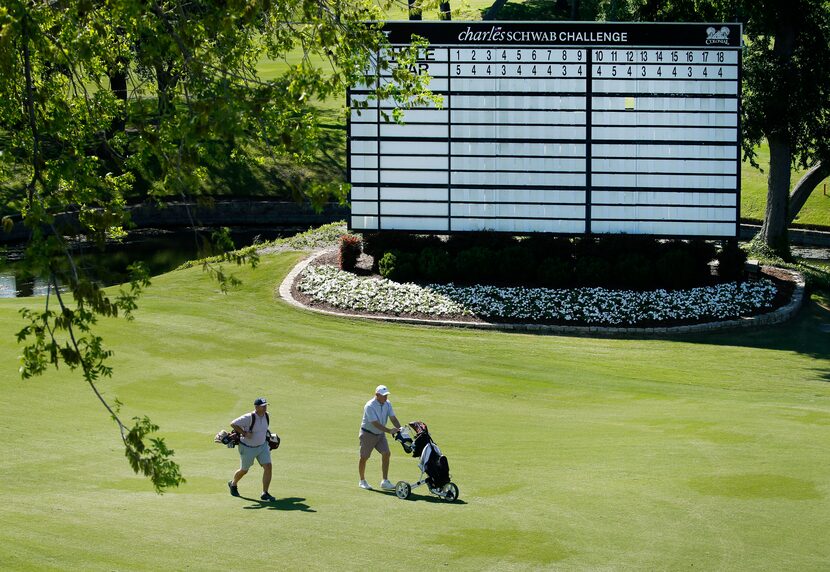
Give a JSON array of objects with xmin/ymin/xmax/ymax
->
[{"xmin": 0, "ymin": 252, "xmax": 828, "ymax": 570}]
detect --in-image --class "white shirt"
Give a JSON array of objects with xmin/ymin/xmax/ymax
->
[
  {"xmin": 231, "ymin": 412, "xmax": 269, "ymax": 447},
  {"xmin": 361, "ymin": 398, "xmax": 395, "ymax": 434}
]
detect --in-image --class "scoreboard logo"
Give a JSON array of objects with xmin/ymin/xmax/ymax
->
[{"xmin": 705, "ymin": 26, "xmax": 731, "ymax": 46}]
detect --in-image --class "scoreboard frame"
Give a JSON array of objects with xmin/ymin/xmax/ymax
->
[{"xmin": 347, "ymin": 22, "xmax": 743, "ymax": 239}]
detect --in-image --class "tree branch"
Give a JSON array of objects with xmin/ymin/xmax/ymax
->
[
  {"xmin": 788, "ymin": 161, "xmax": 830, "ymax": 224},
  {"xmin": 49, "ymin": 272, "xmax": 128, "ymax": 442}
]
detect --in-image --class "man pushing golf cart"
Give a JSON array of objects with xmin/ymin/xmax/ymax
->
[{"xmin": 393, "ymin": 421, "xmax": 459, "ymax": 502}]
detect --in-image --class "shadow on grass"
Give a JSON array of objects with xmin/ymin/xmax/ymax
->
[
  {"xmin": 240, "ymin": 496, "xmax": 316, "ymax": 512},
  {"xmin": 678, "ymin": 296, "xmax": 830, "ymax": 380},
  {"xmin": 367, "ymin": 487, "xmax": 467, "ymax": 505},
  {"xmin": 400, "ymin": 492, "xmax": 468, "ymax": 505}
]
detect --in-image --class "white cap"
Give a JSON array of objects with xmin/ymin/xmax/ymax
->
[{"xmin": 375, "ymin": 385, "xmax": 390, "ymax": 396}]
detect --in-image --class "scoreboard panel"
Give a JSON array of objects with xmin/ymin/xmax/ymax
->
[{"xmin": 348, "ymin": 22, "xmax": 742, "ymax": 237}]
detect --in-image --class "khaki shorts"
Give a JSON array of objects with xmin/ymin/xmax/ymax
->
[
  {"xmin": 239, "ymin": 442, "xmax": 271, "ymax": 470},
  {"xmin": 359, "ymin": 429, "xmax": 389, "ymax": 458}
]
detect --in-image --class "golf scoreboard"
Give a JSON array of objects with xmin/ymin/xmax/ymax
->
[{"xmin": 348, "ymin": 22, "xmax": 742, "ymax": 237}]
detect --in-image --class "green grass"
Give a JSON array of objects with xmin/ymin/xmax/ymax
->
[{"xmin": 1, "ymin": 252, "xmax": 828, "ymax": 570}]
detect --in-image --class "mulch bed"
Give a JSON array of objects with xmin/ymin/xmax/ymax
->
[{"xmin": 290, "ymin": 250, "xmax": 799, "ymax": 328}]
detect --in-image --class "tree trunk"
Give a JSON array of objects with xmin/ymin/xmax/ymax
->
[
  {"xmin": 155, "ymin": 64, "xmax": 177, "ymax": 117},
  {"xmin": 108, "ymin": 68, "xmax": 128, "ymax": 133},
  {"xmin": 758, "ymin": 6, "xmax": 798, "ymax": 257},
  {"xmin": 440, "ymin": 2, "xmax": 452, "ymax": 20},
  {"xmin": 760, "ymin": 135, "xmax": 792, "ymax": 255},
  {"xmin": 483, "ymin": 0, "xmax": 509, "ymax": 20},
  {"xmin": 788, "ymin": 161, "xmax": 829, "ymax": 224}
]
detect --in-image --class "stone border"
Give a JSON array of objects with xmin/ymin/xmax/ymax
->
[{"xmin": 278, "ymin": 248, "xmax": 806, "ymax": 337}]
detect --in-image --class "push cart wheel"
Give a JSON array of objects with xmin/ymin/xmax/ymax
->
[
  {"xmin": 443, "ymin": 482, "xmax": 459, "ymax": 502},
  {"xmin": 395, "ymin": 481, "xmax": 411, "ymax": 500}
]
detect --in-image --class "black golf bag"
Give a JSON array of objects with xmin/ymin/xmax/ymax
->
[{"xmin": 410, "ymin": 422, "xmax": 450, "ymax": 489}]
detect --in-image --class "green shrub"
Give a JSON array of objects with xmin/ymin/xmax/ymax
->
[
  {"xmin": 716, "ymin": 242, "xmax": 748, "ymax": 281},
  {"xmin": 418, "ymin": 247, "xmax": 451, "ymax": 282},
  {"xmin": 363, "ymin": 233, "xmax": 441, "ymax": 271},
  {"xmin": 524, "ymin": 235, "xmax": 574, "ymax": 261},
  {"xmin": 573, "ymin": 237, "xmax": 601, "ymax": 259},
  {"xmin": 613, "ymin": 253, "xmax": 654, "ymax": 290},
  {"xmin": 454, "ymin": 247, "xmax": 496, "ymax": 283},
  {"xmin": 378, "ymin": 250, "xmax": 417, "ymax": 282},
  {"xmin": 655, "ymin": 248, "xmax": 697, "ymax": 289},
  {"xmin": 496, "ymin": 244, "xmax": 537, "ymax": 283},
  {"xmin": 537, "ymin": 257, "xmax": 572, "ymax": 288},
  {"xmin": 446, "ymin": 232, "xmax": 514, "ymax": 255},
  {"xmin": 687, "ymin": 239, "xmax": 718, "ymax": 274},
  {"xmin": 575, "ymin": 256, "xmax": 611, "ymax": 286},
  {"xmin": 595, "ymin": 235, "xmax": 637, "ymax": 260},
  {"xmin": 338, "ymin": 234, "xmax": 362, "ymax": 272},
  {"xmin": 378, "ymin": 251, "xmax": 397, "ymax": 279}
]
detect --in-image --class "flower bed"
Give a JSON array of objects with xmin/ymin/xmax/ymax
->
[{"xmin": 297, "ymin": 264, "xmax": 779, "ymax": 326}]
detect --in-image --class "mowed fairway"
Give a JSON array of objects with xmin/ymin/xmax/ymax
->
[{"xmin": 1, "ymin": 252, "xmax": 829, "ymax": 570}]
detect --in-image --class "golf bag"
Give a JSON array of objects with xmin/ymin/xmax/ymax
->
[
  {"xmin": 214, "ymin": 412, "xmax": 279, "ymax": 449},
  {"xmin": 392, "ymin": 421, "xmax": 459, "ymax": 502},
  {"xmin": 409, "ymin": 421, "xmax": 450, "ymax": 489}
]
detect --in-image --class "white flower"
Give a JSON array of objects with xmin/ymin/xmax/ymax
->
[{"xmin": 297, "ymin": 265, "xmax": 778, "ymax": 326}]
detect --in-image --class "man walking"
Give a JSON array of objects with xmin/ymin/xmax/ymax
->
[
  {"xmin": 358, "ymin": 385, "xmax": 402, "ymax": 491},
  {"xmin": 228, "ymin": 397, "xmax": 276, "ymax": 502}
]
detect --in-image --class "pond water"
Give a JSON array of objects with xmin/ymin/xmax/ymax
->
[
  {"xmin": 2, "ymin": 231, "xmax": 827, "ymax": 298},
  {"xmin": 0, "ymin": 227, "xmax": 289, "ymax": 298}
]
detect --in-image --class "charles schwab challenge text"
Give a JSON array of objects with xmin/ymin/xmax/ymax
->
[{"xmin": 458, "ymin": 26, "xmax": 629, "ymax": 44}]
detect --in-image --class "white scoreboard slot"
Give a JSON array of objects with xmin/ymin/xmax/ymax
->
[
  {"xmin": 592, "ymin": 126, "xmax": 737, "ymax": 141},
  {"xmin": 593, "ymin": 191, "xmax": 737, "ymax": 207},
  {"xmin": 593, "ymin": 205, "xmax": 737, "ymax": 221},
  {"xmin": 592, "ymin": 158, "xmax": 737, "ymax": 175},
  {"xmin": 451, "ymin": 203, "xmax": 586, "ymax": 219},
  {"xmin": 452, "ymin": 156, "xmax": 586, "ymax": 172},
  {"xmin": 381, "ymin": 187, "xmax": 449, "ymax": 201},
  {"xmin": 380, "ymin": 140, "xmax": 449, "ymax": 155},
  {"xmin": 381, "ymin": 202, "xmax": 449, "ymax": 217},
  {"xmin": 451, "ymin": 142, "xmax": 587, "ymax": 157},
  {"xmin": 451, "ymin": 77, "xmax": 587, "ymax": 93},
  {"xmin": 379, "ymin": 217, "xmax": 450, "ymax": 231},
  {"xmin": 592, "ymin": 79, "xmax": 738, "ymax": 95},
  {"xmin": 592, "ymin": 111, "xmax": 737, "ymax": 127},
  {"xmin": 592, "ymin": 221, "xmax": 736, "ymax": 236},
  {"xmin": 592, "ymin": 173, "xmax": 737, "ymax": 189},
  {"xmin": 451, "ymin": 171, "xmax": 587, "ymax": 187},
  {"xmin": 592, "ymin": 143, "xmax": 737, "ymax": 160},
  {"xmin": 452, "ymin": 188, "xmax": 587, "ymax": 204},
  {"xmin": 452, "ymin": 218, "xmax": 587, "ymax": 233},
  {"xmin": 592, "ymin": 96, "xmax": 737, "ymax": 112},
  {"xmin": 453, "ymin": 109, "xmax": 586, "ymax": 125},
  {"xmin": 452, "ymin": 94, "xmax": 587, "ymax": 110}
]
